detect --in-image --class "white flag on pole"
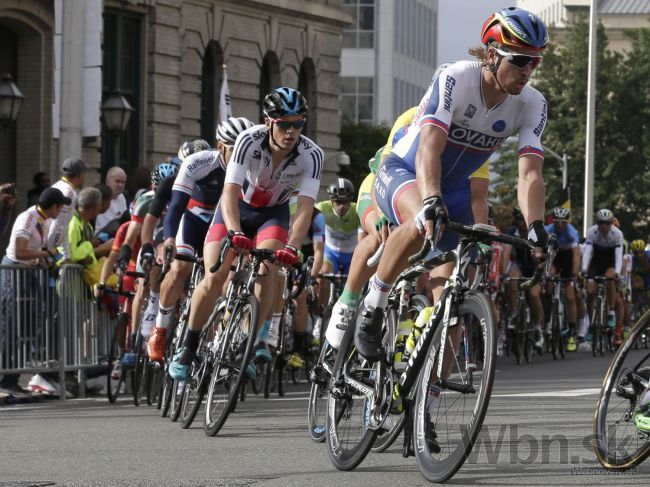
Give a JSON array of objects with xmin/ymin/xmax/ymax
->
[{"xmin": 219, "ymin": 65, "xmax": 232, "ymax": 123}]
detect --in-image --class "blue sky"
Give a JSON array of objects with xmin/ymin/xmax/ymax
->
[{"xmin": 437, "ymin": 1, "xmax": 507, "ymax": 63}]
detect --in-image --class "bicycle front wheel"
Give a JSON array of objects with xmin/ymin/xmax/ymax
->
[
  {"xmin": 307, "ymin": 342, "xmax": 334, "ymax": 443},
  {"xmin": 413, "ymin": 291, "xmax": 496, "ymax": 483},
  {"xmin": 593, "ymin": 310, "xmax": 650, "ymax": 469},
  {"xmin": 204, "ymin": 297, "xmax": 258, "ymax": 437}
]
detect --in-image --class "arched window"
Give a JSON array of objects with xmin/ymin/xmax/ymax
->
[
  {"xmin": 298, "ymin": 58, "xmax": 317, "ymax": 138},
  {"xmin": 259, "ymin": 52, "xmax": 281, "ymax": 122},
  {"xmin": 201, "ymin": 41, "xmax": 223, "ymax": 146}
]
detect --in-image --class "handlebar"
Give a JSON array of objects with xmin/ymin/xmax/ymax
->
[
  {"xmin": 367, "ymin": 242, "xmax": 384, "ymax": 267},
  {"xmin": 209, "ymin": 231, "xmax": 276, "ymax": 273}
]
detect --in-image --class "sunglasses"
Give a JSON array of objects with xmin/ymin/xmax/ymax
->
[
  {"xmin": 493, "ymin": 47, "xmax": 543, "ymax": 70},
  {"xmin": 272, "ymin": 119, "xmax": 306, "ymax": 130},
  {"xmin": 597, "ymin": 221, "xmax": 612, "ymax": 225}
]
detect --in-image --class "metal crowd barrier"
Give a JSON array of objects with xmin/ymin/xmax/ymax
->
[{"xmin": 0, "ymin": 263, "xmax": 117, "ymax": 400}]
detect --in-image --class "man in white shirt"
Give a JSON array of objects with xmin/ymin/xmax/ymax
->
[
  {"xmin": 48, "ymin": 157, "xmax": 87, "ymax": 259},
  {"xmin": 95, "ymin": 166, "xmax": 128, "ymax": 235}
]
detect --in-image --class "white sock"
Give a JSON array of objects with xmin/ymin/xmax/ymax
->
[
  {"xmin": 155, "ymin": 304, "xmax": 176, "ymax": 330},
  {"xmin": 141, "ymin": 291, "xmax": 160, "ymax": 337},
  {"xmin": 265, "ymin": 313, "xmax": 282, "ymax": 347},
  {"xmin": 363, "ymin": 274, "xmax": 391, "ymax": 309}
]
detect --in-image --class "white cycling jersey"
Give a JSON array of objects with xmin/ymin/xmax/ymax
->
[
  {"xmin": 581, "ymin": 224, "xmax": 624, "ymax": 274},
  {"xmin": 225, "ymin": 125, "xmax": 323, "ymax": 207},
  {"xmin": 171, "ymin": 149, "xmax": 226, "ymax": 218},
  {"xmin": 391, "ymin": 61, "xmax": 547, "ymax": 189}
]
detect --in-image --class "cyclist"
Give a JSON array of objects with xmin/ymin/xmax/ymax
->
[
  {"xmin": 168, "ymin": 87, "xmax": 323, "ymax": 381},
  {"xmin": 581, "ymin": 209, "xmax": 624, "ymax": 338},
  {"xmin": 315, "ymin": 178, "xmax": 359, "ymax": 310},
  {"xmin": 631, "ymin": 239, "xmax": 650, "ymax": 309},
  {"xmin": 501, "ymin": 207, "xmax": 545, "ymax": 349},
  {"xmin": 545, "ymin": 206, "xmax": 583, "ymax": 351},
  {"xmin": 147, "ymin": 117, "xmax": 254, "ymax": 362},
  {"xmin": 330, "ymin": 8, "xmax": 550, "ymax": 361}
]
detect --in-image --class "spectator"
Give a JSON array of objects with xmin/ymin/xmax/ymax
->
[
  {"xmin": 93, "ymin": 183, "xmax": 114, "ymax": 247},
  {"xmin": 0, "ymin": 187, "xmax": 68, "ymax": 395},
  {"xmin": 48, "ymin": 157, "xmax": 87, "ymax": 260},
  {"xmin": 95, "ymin": 166, "xmax": 128, "ymax": 236},
  {"xmin": 128, "ymin": 165, "xmax": 152, "ymax": 205},
  {"xmin": 0, "ymin": 182, "xmax": 17, "ymax": 236},
  {"xmin": 26, "ymin": 172, "xmax": 51, "ymax": 207}
]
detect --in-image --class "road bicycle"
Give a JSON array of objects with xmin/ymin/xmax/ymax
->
[
  {"xmin": 325, "ymin": 221, "xmax": 553, "ymax": 482},
  {"xmin": 588, "ymin": 276, "xmax": 618, "ymax": 357},
  {"xmin": 546, "ymin": 276, "xmax": 572, "ymax": 360}
]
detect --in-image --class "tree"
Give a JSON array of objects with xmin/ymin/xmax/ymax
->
[{"xmin": 338, "ymin": 120, "xmax": 390, "ymax": 193}]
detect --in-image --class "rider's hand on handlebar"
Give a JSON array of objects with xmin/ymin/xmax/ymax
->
[
  {"xmin": 140, "ymin": 242, "xmax": 155, "ymax": 269},
  {"xmin": 275, "ymin": 244, "xmax": 299, "ymax": 267},
  {"xmin": 158, "ymin": 238, "xmax": 175, "ymax": 265},
  {"xmin": 414, "ymin": 196, "xmax": 447, "ymax": 241},
  {"xmin": 527, "ymin": 220, "xmax": 549, "ymax": 264},
  {"xmin": 231, "ymin": 231, "xmax": 253, "ymax": 254},
  {"xmin": 374, "ymin": 215, "xmax": 391, "ymax": 243}
]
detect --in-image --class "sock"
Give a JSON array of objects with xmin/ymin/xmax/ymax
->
[
  {"xmin": 363, "ymin": 274, "xmax": 391, "ymax": 309},
  {"xmin": 266, "ymin": 314, "xmax": 282, "ymax": 347},
  {"xmin": 340, "ymin": 288, "xmax": 361, "ymax": 307},
  {"xmin": 568, "ymin": 322, "xmax": 576, "ymax": 337},
  {"xmin": 293, "ymin": 331, "xmax": 307, "ymax": 355},
  {"xmin": 155, "ymin": 304, "xmax": 176, "ymax": 330},
  {"xmin": 180, "ymin": 329, "xmax": 201, "ymax": 364},
  {"xmin": 255, "ymin": 320, "xmax": 271, "ymax": 345},
  {"xmin": 141, "ymin": 291, "xmax": 160, "ymax": 337}
]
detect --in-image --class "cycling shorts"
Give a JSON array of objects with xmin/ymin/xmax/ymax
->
[
  {"xmin": 374, "ymin": 156, "xmax": 473, "ymax": 252},
  {"xmin": 324, "ymin": 246, "xmax": 353, "ymax": 275},
  {"xmin": 176, "ymin": 210, "xmax": 210, "ymax": 257},
  {"xmin": 356, "ymin": 173, "xmax": 375, "ymax": 232},
  {"xmin": 589, "ymin": 249, "xmax": 616, "ymax": 277},
  {"xmin": 206, "ymin": 200, "xmax": 290, "ymax": 246},
  {"xmin": 553, "ymin": 248, "xmax": 574, "ymax": 279}
]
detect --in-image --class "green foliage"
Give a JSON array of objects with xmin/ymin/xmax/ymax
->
[
  {"xmin": 338, "ymin": 120, "xmax": 390, "ymax": 192},
  {"xmin": 491, "ymin": 16, "xmax": 650, "ymax": 239}
]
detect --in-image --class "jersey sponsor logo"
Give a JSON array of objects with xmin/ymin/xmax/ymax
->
[
  {"xmin": 492, "ymin": 120, "xmax": 506, "ymax": 132},
  {"xmin": 533, "ymin": 100, "xmax": 547, "ymax": 137},
  {"xmin": 443, "ymin": 76, "xmax": 456, "ymax": 112},
  {"xmin": 464, "ymin": 104, "xmax": 477, "ymax": 118},
  {"xmin": 186, "ymin": 155, "xmax": 213, "ymax": 173},
  {"xmin": 448, "ymin": 124, "xmax": 508, "ymax": 150},
  {"xmin": 301, "ymin": 138, "xmax": 312, "ymax": 150},
  {"xmin": 253, "ymin": 149, "xmax": 262, "ymax": 160},
  {"xmin": 264, "ymin": 155, "xmax": 271, "ymax": 167},
  {"xmin": 252, "ymin": 130, "xmax": 265, "ymax": 140}
]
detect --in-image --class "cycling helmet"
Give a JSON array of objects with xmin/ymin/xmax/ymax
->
[
  {"xmin": 327, "ymin": 178, "xmax": 355, "ymax": 202},
  {"xmin": 150, "ymin": 162, "xmax": 179, "ymax": 186},
  {"xmin": 553, "ymin": 207, "xmax": 570, "ymax": 220},
  {"xmin": 596, "ymin": 208, "xmax": 614, "ymax": 223},
  {"xmin": 178, "ymin": 138, "xmax": 211, "ymax": 162},
  {"xmin": 512, "ymin": 206, "xmax": 524, "ymax": 220},
  {"xmin": 631, "ymin": 239, "xmax": 646, "ymax": 252},
  {"xmin": 481, "ymin": 7, "xmax": 549, "ymax": 51},
  {"xmin": 216, "ymin": 117, "xmax": 254, "ymax": 145},
  {"xmin": 263, "ymin": 87, "xmax": 308, "ymax": 118}
]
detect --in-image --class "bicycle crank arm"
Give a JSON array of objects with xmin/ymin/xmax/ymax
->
[{"xmin": 435, "ymin": 378, "xmax": 476, "ymax": 394}]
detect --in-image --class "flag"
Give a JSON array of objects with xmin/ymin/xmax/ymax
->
[
  {"xmin": 219, "ymin": 65, "xmax": 232, "ymax": 123},
  {"xmin": 558, "ymin": 185, "xmax": 571, "ymax": 211}
]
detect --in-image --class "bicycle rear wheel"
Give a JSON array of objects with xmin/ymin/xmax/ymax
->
[
  {"xmin": 204, "ymin": 297, "xmax": 258, "ymax": 437},
  {"xmin": 593, "ymin": 310, "xmax": 650, "ymax": 469},
  {"xmin": 132, "ymin": 333, "xmax": 149, "ymax": 407},
  {"xmin": 107, "ymin": 317, "xmax": 127, "ymax": 404},
  {"xmin": 308, "ymin": 342, "xmax": 334, "ymax": 443},
  {"xmin": 413, "ymin": 291, "xmax": 496, "ymax": 483}
]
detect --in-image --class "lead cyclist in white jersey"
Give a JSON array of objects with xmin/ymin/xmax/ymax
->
[
  {"xmin": 330, "ymin": 7, "xmax": 552, "ymax": 361},
  {"xmin": 169, "ymin": 87, "xmax": 323, "ymax": 380}
]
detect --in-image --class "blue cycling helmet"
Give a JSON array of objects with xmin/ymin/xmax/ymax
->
[
  {"xmin": 263, "ymin": 87, "xmax": 308, "ymax": 118},
  {"xmin": 151, "ymin": 162, "xmax": 178, "ymax": 186},
  {"xmin": 481, "ymin": 7, "xmax": 548, "ymax": 51}
]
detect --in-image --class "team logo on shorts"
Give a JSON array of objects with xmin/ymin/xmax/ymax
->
[
  {"xmin": 492, "ymin": 120, "xmax": 506, "ymax": 132},
  {"xmin": 464, "ymin": 104, "xmax": 477, "ymax": 118}
]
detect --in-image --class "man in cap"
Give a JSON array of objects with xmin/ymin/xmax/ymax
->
[{"xmin": 47, "ymin": 157, "xmax": 87, "ymax": 259}]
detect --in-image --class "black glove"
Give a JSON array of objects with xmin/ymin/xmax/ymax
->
[
  {"xmin": 118, "ymin": 244, "xmax": 133, "ymax": 269},
  {"xmin": 414, "ymin": 195, "xmax": 447, "ymax": 231},
  {"xmin": 140, "ymin": 242, "xmax": 155, "ymax": 267}
]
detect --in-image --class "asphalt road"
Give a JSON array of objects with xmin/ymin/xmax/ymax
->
[{"xmin": 2, "ymin": 350, "xmax": 650, "ymax": 487}]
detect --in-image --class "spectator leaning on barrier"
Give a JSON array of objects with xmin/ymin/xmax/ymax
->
[
  {"xmin": 0, "ymin": 182, "xmax": 17, "ymax": 237},
  {"xmin": 48, "ymin": 157, "xmax": 87, "ymax": 260},
  {"xmin": 95, "ymin": 166, "xmax": 128, "ymax": 236},
  {"xmin": 0, "ymin": 188, "xmax": 69, "ymax": 395},
  {"xmin": 26, "ymin": 172, "xmax": 51, "ymax": 207}
]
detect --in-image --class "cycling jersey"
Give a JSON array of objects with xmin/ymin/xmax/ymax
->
[
  {"xmin": 164, "ymin": 149, "xmax": 225, "ymax": 240},
  {"xmin": 314, "ymin": 200, "xmax": 359, "ymax": 254},
  {"xmin": 582, "ymin": 224, "xmax": 624, "ymax": 275},
  {"xmin": 545, "ymin": 222, "xmax": 579, "ymax": 250},
  {"xmin": 131, "ymin": 190, "xmax": 155, "ymax": 224},
  {"xmin": 391, "ymin": 61, "xmax": 546, "ymax": 190},
  {"xmin": 225, "ymin": 125, "xmax": 323, "ymax": 207},
  {"xmin": 113, "ymin": 221, "xmax": 140, "ymax": 295}
]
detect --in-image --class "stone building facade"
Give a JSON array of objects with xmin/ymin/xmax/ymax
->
[{"xmin": 0, "ymin": 0, "xmax": 351, "ymax": 208}]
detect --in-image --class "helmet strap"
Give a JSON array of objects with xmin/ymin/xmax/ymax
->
[{"xmin": 269, "ymin": 122, "xmax": 283, "ymax": 150}]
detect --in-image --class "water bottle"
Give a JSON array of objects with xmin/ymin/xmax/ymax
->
[
  {"xmin": 393, "ymin": 319, "xmax": 414, "ymax": 371},
  {"xmin": 404, "ymin": 306, "xmax": 434, "ymax": 361}
]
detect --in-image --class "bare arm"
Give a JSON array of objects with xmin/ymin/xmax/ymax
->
[
  {"xmin": 141, "ymin": 213, "xmax": 157, "ymax": 246},
  {"xmin": 500, "ymin": 244, "xmax": 512, "ymax": 275},
  {"xmin": 470, "ymin": 177, "xmax": 489, "ymax": 225},
  {"xmin": 572, "ymin": 246, "xmax": 581, "ymax": 276},
  {"xmin": 517, "ymin": 154, "xmax": 545, "ymax": 225},
  {"xmin": 289, "ymin": 196, "xmax": 315, "ymax": 250},
  {"xmin": 311, "ymin": 240, "xmax": 324, "ymax": 278},
  {"xmin": 14, "ymin": 237, "xmax": 52, "ymax": 261},
  {"xmin": 415, "ymin": 125, "xmax": 446, "ymax": 202},
  {"xmin": 222, "ymin": 183, "xmax": 243, "ymax": 232},
  {"xmin": 100, "ymin": 249, "xmax": 119, "ymax": 285}
]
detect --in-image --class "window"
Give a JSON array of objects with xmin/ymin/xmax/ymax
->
[
  {"xmin": 102, "ymin": 10, "xmax": 141, "ymax": 176},
  {"xmin": 342, "ymin": 0, "xmax": 375, "ymax": 48},
  {"xmin": 298, "ymin": 58, "xmax": 317, "ymax": 137},
  {"xmin": 394, "ymin": 0, "xmax": 436, "ymax": 65},
  {"xmin": 259, "ymin": 52, "xmax": 281, "ymax": 123},
  {"xmin": 341, "ymin": 76, "xmax": 373, "ymax": 124},
  {"xmin": 201, "ymin": 42, "xmax": 223, "ymax": 146}
]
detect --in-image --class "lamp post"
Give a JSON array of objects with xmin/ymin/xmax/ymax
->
[
  {"xmin": 101, "ymin": 91, "xmax": 134, "ymax": 132},
  {"xmin": 0, "ymin": 74, "xmax": 25, "ymax": 131}
]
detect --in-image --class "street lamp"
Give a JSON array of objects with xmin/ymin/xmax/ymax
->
[
  {"xmin": 0, "ymin": 74, "xmax": 25, "ymax": 131},
  {"xmin": 101, "ymin": 91, "xmax": 134, "ymax": 132},
  {"xmin": 326, "ymin": 151, "xmax": 350, "ymax": 167}
]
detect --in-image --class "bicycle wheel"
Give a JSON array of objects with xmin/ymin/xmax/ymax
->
[
  {"xmin": 593, "ymin": 311, "xmax": 650, "ymax": 469},
  {"xmin": 308, "ymin": 342, "xmax": 334, "ymax": 443},
  {"xmin": 180, "ymin": 303, "xmax": 224, "ymax": 429},
  {"xmin": 413, "ymin": 291, "xmax": 496, "ymax": 483},
  {"xmin": 169, "ymin": 379, "xmax": 186, "ymax": 422},
  {"xmin": 550, "ymin": 302, "xmax": 560, "ymax": 361},
  {"xmin": 204, "ymin": 297, "xmax": 258, "ymax": 437},
  {"xmin": 132, "ymin": 333, "xmax": 149, "ymax": 406},
  {"xmin": 147, "ymin": 363, "xmax": 163, "ymax": 406},
  {"xmin": 264, "ymin": 357, "xmax": 276, "ymax": 399},
  {"xmin": 107, "ymin": 317, "xmax": 127, "ymax": 404},
  {"xmin": 325, "ymin": 342, "xmax": 379, "ymax": 470},
  {"xmin": 159, "ymin": 372, "xmax": 173, "ymax": 416}
]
